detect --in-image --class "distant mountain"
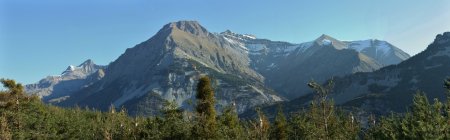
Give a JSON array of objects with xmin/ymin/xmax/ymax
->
[
  {"xmin": 265, "ymin": 35, "xmax": 383, "ymax": 98},
  {"xmin": 25, "ymin": 59, "xmax": 106, "ymax": 103},
  {"xmin": 331, "ymin": 32, "xmax": 450, "ymax": 114},
  {"xmin": 28, "ymin": 20, "xmax": 411, "ymax": 115},
  {"xmin": 249, "ymin": 32, "xmax": 450, "ymax": 117},
  {"xmin": 221, "ymin": 32, "xmax": 409, "ymax": 99},
  {"xmin": 346, "ymin": 39, "xmax": 411, "ymax": 66}
]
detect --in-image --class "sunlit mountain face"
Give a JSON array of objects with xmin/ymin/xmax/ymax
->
[
  {"xmin": 2, "ymin": 1, "xmax": 450, "ymax": 139},
  {"xmin": 24, "ymin": 21, "xmax": 412, "ymax": 116}
]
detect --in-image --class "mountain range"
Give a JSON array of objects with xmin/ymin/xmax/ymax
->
[
  {"xmin": 25, "ymin": 21, "xmax": 413, "ymax": 115},
  {"xmin": 241, "ymin": 32, "xmax": 450, "ymax": 118}
]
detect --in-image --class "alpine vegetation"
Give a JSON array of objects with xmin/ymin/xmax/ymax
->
[{"xmin": 3, "ymin": 76, "xmax": 450, "ymax": 139}]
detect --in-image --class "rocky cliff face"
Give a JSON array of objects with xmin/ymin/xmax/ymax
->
[
  {"xmin": 28, "ymin": 21, "xmax": 411, "ymax": 115},
  {"xmin": 58, "ymin": 21, "xmax": 282, "ymax": 115}
]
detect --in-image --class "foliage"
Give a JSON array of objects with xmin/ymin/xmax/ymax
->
[
  {"xmin": 247, "ymin": 108, "xmax": 270, "ymax": 140},
  {"xmin": 287, "ymin": 79, "xmax": 360, "ymax": 140},
  {"xmin": 270, "ymin": 105, "xmax": 288, "ymax": 140},
  {"xmin": 192, "ymin": 76, "xmax": 218, "ymax": 139},
  {"xmin": 217, "ymin": 105, "xmax": 243, "ymax": 139},
  {"xmin": 366, "ymin": 88, "xmax": 450, "ymax": 139},
  {"xmin": 2, "ymin": 77, "xmax": 450, "ymax": 139}
]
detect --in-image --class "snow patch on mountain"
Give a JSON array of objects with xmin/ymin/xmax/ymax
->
[
  {"xmin": 247, "ymin": 44, "xmax": 266, "ymax": 52},
  {"xmin": 349, "ymin": 40, "xmax": 392, "ymax": 56},
  {"xmin": 322, "ymin": 39, "xmax": 332, "ymax": 45},
  {"xmin": 223, "ymin": 36, "xmax": 248, "ymax": 53},
  {"xmin": 242, "ymin": 34, "xmax": 256, "ymax": 39},
  {"xmin": 348, "ymin": 40, "xmax": 372, "ymax": 52},
  {"xmin": 246, "ymin": 44, "xmax": 266, "ymax": 55},
  {"xmin": 220, "ymin": 30, "xmax": 257, "ymax": 41},
  {"xmin": 296, "ymin": 42, "xmax": 314, "ymax": 53}
]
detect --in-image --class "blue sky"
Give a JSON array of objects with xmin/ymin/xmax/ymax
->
[{"xmin": 1, "ymin": 0, "xmax": 450, "ymax": 85}]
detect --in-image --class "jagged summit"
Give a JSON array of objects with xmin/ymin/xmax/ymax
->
[
  {"xmin": 79, "ymin": 59, "xmax": 94, "ymax": 67},
  {"xmin": 433, "ymin": 32, "xmax": 450, "ymax": 45},
  {"xmin": 417, "ymin": 32, "xmax": 450, "ymax": 59},
  {"xmin": 221, "ymin": 29, "xmax": 233, "ymax": 35},
  {"xmin": 61, "ymin": 59, "xmax": 102, "ymax": 75},
  {"xmin": 220, "ymin": 29, "xmax": 256, "ymax": 40}
]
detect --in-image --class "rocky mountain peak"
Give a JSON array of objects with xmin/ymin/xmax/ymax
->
[
  {"xmin": 434, "ymin": 32, "xmax": 450, "ymax": 45},
  {"xmin": 65, "ymin": 65, "xmax": 76, "ymax": 72},
  {"xmin": 79, "ymin": 59, "xmax": 94, "ymax": 67},
  {"xmin": 314, "ymin": 34, "xmax": 347, "ymax": 50},
  {"xmin": 61, "ymin": 59, "xmax": 103, "ymax": 76},
  {"xmin": 162, "ymin": 20, "xmax": 209, "ymax": 36},
  {"xmin": 422, "ymin": 32, "xmax": 450, "ymax": 59},
  {"xmin": 221, "ymin": 29, "xmax": 233, "ymax": 35},
  {"xmin": 220, "ymin": 29, "xmax": 256, "ymax": 41}
]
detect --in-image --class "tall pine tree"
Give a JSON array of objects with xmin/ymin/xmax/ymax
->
[{"xmin": 192, "ymin": 76, "xmax": 217, "ymax": 139}]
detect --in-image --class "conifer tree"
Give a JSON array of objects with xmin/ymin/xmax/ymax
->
[
  {"xmin": 289, "ymin": 111, "xmax": 309, "ymax": 139},
  {"xmin": 365, "ymin": 113, "xmax": 401, "ymax": 139},
  {"xmin": 218, "ymin": 104, "xmax": 243, "ymax": 139},
  {"xmin": 161, "ymin": 100, "xmax": 191, "ymax": 139},
  {"xmin": 271, "ymin": 105, "xmax": 288, "ymax": 140},
  {"xmin": 400, "ymin": 92, "xmax": 446, "ymax": 139},
  {"xmin": 192, "ymin": 76, "xmax": 217, "ymax": 139},
  {"xmin": 0, "ymin": 79, "xmax": 23, "ymax": 95},
  {"xmin": 0, "ymin": 79, "xmax": 25, "ymax": 139}
]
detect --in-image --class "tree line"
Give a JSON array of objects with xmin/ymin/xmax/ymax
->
[{"xmin": 1, "ymin": 77, "xmax": 450, "ymax": 139}]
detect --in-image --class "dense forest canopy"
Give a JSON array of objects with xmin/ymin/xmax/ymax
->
[{"xmin": 1, "ymin": 77, "xmax": 450, "ymax": 139}]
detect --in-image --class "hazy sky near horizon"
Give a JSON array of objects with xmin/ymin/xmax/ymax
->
[{"xmin": 1, "ymin": 0, "xmax": 450, "ymax": 85}]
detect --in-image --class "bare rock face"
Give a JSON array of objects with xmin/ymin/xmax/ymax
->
[
  {"xmin": 56, "ymin": 21, "xmax": 282, "ymax": 115},
  {"xmin": 29, "ymin": 21, "xmax": 411, "ymax": 116}
]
